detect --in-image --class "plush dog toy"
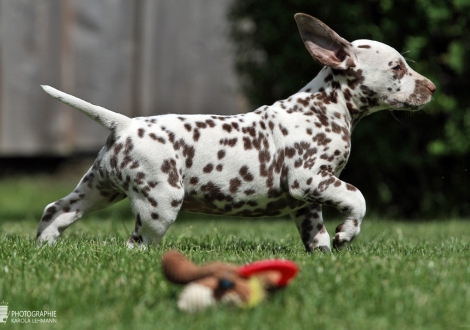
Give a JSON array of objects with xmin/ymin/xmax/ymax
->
[{"xmin": 162, "ymin": 250, "xmax": 298, "ymax": 312}]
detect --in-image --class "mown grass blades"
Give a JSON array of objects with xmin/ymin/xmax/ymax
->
[
  {"xmin": 1, "ymin": 218, "xmax": 469, "ymax": 330},
  {"xmin": 0, "ymin": 175, "xmax": 469, "ymax": 329}
]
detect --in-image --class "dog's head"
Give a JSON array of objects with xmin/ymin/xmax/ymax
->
[{"xmin": 295, "ymin": 13, "xmax": 436, "ymax": 113}]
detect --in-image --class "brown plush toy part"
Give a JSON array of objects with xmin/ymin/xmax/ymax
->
[{"xmin": 162, "ymin": 250, "xmax": 298, "ymax": 312}]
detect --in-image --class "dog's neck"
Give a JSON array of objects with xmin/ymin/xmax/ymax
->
[{"xmin": 298, "ymin": 67, "xmax": 378, "ymax": 129}]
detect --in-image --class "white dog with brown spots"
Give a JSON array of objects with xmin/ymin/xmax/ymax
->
[{"xmin": 37, "ymin": 14, "xmax": 435, "ymax": 252}]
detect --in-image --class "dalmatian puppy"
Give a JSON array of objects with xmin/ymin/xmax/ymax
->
[{"xmin": 36, "ymin": 13, "xmax": 435, "ymax": 252}]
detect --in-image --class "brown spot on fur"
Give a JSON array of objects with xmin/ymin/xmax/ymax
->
[
  {"xmin": 220, "ymin": 138, "xmax": 237, "ymax": 147},
  {"xmin": 239, "ymin": 166, "xmax": 254, "ymax": 182},
  {"xmin": 148, "ymin": 197, "xmax": 158, "ymax": 207},
  {"xmin": 345, "ymin": 68, "xmax": 365, "ymax": 89},
  {"xmin": 285, "ymin": 147, "xmax": 296, "ymax": 158},
  {"xmin": 347, "ymin": 102, "xmax": 358, "ymax": 115},
  {"xmin": 242, "ymin": 126, "xmax": 256, "ymax": 137},
  {"xmin": 200, "ymin": 181, "xmax": 225, "ymax": 201},
  {"xmin": 110, "ymin": 156, "xmax": 118, "ymax": 169},
  {"xmin": 346, "ymin": 183, "xmax": 357, "ymax": 191},
  {"xmin": 331, "ymin": 122, "xmax": 342, "ymax": 134},
  {"xmin": 229, "ymin": 178, "xmax": 242, "ymax": 193},
  {"xmin": 170, "ymin": 130, "xmax": 184, "ymax": 144},
  {"xmin": 182, "ymin": 144, "xmax": 195, "ymax": 169},
  {"xmin": 196, "ymin": 121, "xmax": 207, "ymax": 129},
  {"xmin": 161, "ymin": 159, "xmax": 180, "ymax": 188},
  {"xmin": 119, "ymin": 156, "xmax": 133, "ymax": 169},
  {"xmin": 222, "ymin": 124, "xmax": 232, "ymax": 133},
  {"xmin": 313, "ymin": 133, "xmax": 332, "ymax": 146},
  {"xmin": 135, "ymin": 172, "xmax": 146, "ymax": 184},
  {"xmin": 335, "ymin": 223, "xmax": 343, "ymax": 233},
  {"xmin": 113, "ymin": 143, "xmax": 123, "ymax": 155},
  {"xmin": 298, "ymin": 97, "xmax": 309, "ymax": 107},
  {"xmin": 130, "ymin": 161, "xmax": 140, "ymax": 169},
  {"xmin": 258, "ymin": 150, "xmax": 271, "ymax": 163},
  {"xmin": 318, "ymin": 177, "xmax": 336, "ymax": 192},
  {"xmin": 124, "ymin": 137, "xmax": 134, "ymax": 154},
  {"xmin": 243, "ymin": 137, "xmax": 252, "ymax": 150},
  {"xmin": 294, "ymin": 159, "xmax": 303, "ymax": 168},
  {"xmin": 41, "ymin": 206, "xmax": 57, "ymax": 222},
  {"xmin": 279, "ymin": 124, "xmax": 289, "ymax": 136},
  {"xmin": 104, "ymin": 134, "xmax": 116, "ymax": 151},
  {"xmin": 203, "ymin": 163, "xmax": 214, "ymax": 173}
]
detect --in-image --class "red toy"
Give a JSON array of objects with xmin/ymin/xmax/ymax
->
[
  {"xmin": 238, "ymin": 259, "xmax": 298, "ymax": 287},
  {"xmin": 162, "ymin": 250, "xmax": 299, "ymax": 312}
]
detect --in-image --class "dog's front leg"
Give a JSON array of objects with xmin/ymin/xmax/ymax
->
[
  {"xmin": 291, "ymin": 203, "xmax": 331, "ymax": 253},
  {"xmin": 314, "ymin": 173, "xmax": 366, "ymax": 250},
  {"xmin": 292, "ymin": 172, "xmax": 366, "ymax": 250}
]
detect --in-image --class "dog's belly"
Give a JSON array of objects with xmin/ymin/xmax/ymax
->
[{"xmin": 180, "ymin": 192, "xmax": 308, "ymax": 217}]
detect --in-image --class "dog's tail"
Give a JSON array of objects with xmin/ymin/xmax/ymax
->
[{"xmin": 41, "ymin": 85, "xmax": 131, "ymax": 131}]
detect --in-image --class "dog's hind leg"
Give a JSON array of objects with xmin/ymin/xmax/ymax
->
[
  {"xmin": 126, "ymin": 185, "xmax": 184, "ymax": 248},
  {"xmin": 36, "ymin": 166, "xmax": 125, "ymax": 244},
  {"xmin": 291, "ymin": 203, "xmax": 331, "ymax": 253}
]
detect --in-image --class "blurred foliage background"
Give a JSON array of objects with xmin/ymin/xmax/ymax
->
[{"xmin": 227, "ymin": 0, "xmax": 470, "ymax": 218}]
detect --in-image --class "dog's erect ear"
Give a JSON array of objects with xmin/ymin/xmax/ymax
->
[{"xmin": 295, "ymin": 13, "xmax": 356, "ymax": 70}]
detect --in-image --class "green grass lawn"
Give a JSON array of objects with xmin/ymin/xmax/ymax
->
[{"xmin": 0, "ymin": 174, "xmax": 469, "ymax": 329}]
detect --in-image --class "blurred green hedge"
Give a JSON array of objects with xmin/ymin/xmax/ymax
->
[{"xmin": 228, "ymin": 0, "xmax": 470, "ymax": 218}]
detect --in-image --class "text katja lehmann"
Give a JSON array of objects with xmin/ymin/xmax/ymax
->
[{"xmin": 10, "ymin": 310, "xmax": 57, "ymax": 324}]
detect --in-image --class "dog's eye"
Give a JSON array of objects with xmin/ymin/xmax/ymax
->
[{"xmin": 391, "ymin": 65, "xmax": 402, "ymax": 71}]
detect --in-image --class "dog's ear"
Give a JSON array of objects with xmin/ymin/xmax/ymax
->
[{"xmin": 295, "ymin": 13, "xmax": 356, "ymax": 70}]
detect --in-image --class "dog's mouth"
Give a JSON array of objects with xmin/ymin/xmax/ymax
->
[
  {"xmin": 385, "ymin": 94, "xmax": 433, "ymax": 111},
  {"xmin": 395, "ymin": 102, "xmax": 425, "ymax": 111}
]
